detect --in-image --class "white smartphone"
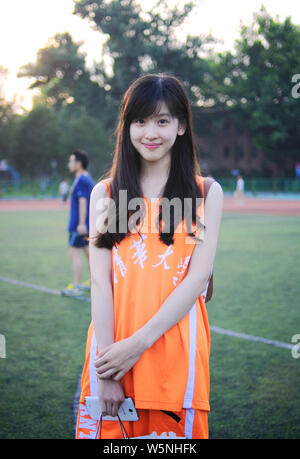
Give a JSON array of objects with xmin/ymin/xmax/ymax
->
[{"xmin": 84, "ymin": 396, "xmax": 139, "ymax": 422}]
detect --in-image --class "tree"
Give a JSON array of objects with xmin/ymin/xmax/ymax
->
[
  {"xmin": 18, "ymin": 32, "xmax": 107, "ymax": 119},
  {"xmin": 201, "ymin": 6, "xmax": 300, "ymax": 175},
  {"xmin": 57, "ymin": 108, "xmax": 113, "ymax": 178},
  {"xmin": 0, "ymin": 66, "xmax": 18, "ymax": 166},
  {"xmin": 16, "ymin": 31, "xmax": 114, "ymax": 178},
  {"xmin": 14, "ymin": 105, "xmax": 61, "ymax": 178},
  {"xmin": 73, "ymin": 0, "xmax": 216, "ymax": 111}
]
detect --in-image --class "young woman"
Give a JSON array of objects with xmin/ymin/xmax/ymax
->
[{"xmin": 75, "ymin": 73, "xmax": 223, "ymax": 439}]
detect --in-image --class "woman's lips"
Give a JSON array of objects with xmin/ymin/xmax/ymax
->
[{"xmin": 143, "ymin": 143, "xmax": 161, "ymax": 149}]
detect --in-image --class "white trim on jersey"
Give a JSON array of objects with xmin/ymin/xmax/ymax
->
[
  {"xmin": 183, "ymin": 303, "xmax": 197, "ymax": 408},
  {"xmin": 89, "ymin": 331, "xmax": 98, "ymax": 397}
]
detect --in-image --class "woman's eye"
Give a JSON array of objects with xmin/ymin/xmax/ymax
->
[
  {"xmin": 158, "ymin": 119, "xmax": 169, "ymax": 125},
  {"xmin": 136, "ymin": 119, "xmax": 144, "ymax": 124}
]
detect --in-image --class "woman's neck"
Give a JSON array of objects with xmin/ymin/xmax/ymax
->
[
  {"xmin": 139, "ymin": 155, "xmax": 171, "ymax": 198},
  {"xmin": 140, "ymin": 172, "xmax": 169, "ymax": 199}
]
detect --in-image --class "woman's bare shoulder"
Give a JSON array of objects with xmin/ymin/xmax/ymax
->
[
  {"xmin": 91, "ymin": 177, "xmax": 112, "ymax": 200},
  {"xmin": 206, "ymin": 180, "xmax": 223, "ymax": 201},
  {"xmin": 195, "ymin": 175, "xmax": 223, "ymax": 202}
]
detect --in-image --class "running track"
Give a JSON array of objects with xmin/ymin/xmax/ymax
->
[{"xmin": 1, "ymin": 196, "xmax": 300, "ymax": 215}]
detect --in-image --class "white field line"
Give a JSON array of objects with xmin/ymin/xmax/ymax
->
[
  {"xmin": 210, "ymin": 325, "xmax": 293, "ymax": 350},
  {"xmin": 0, "ymin": 276, "xmax": 293, "ymax": 349},
  {"xmin": 0, "ymin": 276, "xmax": 90, "ymax": 302}
]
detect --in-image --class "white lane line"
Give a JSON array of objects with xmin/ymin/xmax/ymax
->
[
  {"xmin": 0, "ymin": 276, "xmax": 90, "ymax": 302},
  {"xmin": 210, "ymin": 325, "xmax": 294, "ymax": 350},
  {"xmin": 0, "ymin": 276, "xmax": 293, "ymax": 349}
]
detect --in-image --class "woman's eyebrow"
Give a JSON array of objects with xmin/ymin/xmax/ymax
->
[{"xmin": 155, "ymin": 112, "xmax": 171, "ymax": 117}]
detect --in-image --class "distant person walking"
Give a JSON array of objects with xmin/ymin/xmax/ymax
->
[
  {"xmin": 59, "ymin": 178, "xmax": 69, "ymax": 203},
  {"xmin": 61, "ymin": 150, "xmax": 95, "ymax": 297},
  {"xmin": 234, "ymin": 175, "xmax": 245, "ymax": 204}
]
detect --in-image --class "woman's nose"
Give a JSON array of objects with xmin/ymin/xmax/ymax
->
[{"xmin": 144, "ymin": 122, "xmax": 159, "ymax": 139}]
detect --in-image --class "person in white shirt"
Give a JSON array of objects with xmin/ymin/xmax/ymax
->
[
  {"xmin": 59, "ymin": 178, "xmax": 69, "ymax": 203},
  {"xmin": 234, "ymin": 175, "xmax": 245, "ymax": 204}
]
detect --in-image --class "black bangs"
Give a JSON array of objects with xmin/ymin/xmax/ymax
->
[{"xmin": 124, "ymin": 78, "xmax": 178, "ymax": 124}]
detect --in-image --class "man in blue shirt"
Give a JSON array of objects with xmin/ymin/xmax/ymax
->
[{"xmin": 61, "ymin": 150, "xmax": 95, "ymax": 297}]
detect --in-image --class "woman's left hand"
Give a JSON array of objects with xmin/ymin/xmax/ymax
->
[{"xmin": 94, "ymin": 337, "xmax": 145, "ymax": 381}]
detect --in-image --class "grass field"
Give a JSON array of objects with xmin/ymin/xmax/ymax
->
[{"xmin": 0, "ymin": 208, "xmax": 300, "ymax": 438}]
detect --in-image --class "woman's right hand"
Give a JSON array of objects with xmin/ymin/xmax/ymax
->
[{"xmin": 97, "ymin": 377, "xmax": 125, "ymax": 417}]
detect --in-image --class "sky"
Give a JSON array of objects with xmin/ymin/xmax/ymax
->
[{"xmin": 0, "ymin": 0, "xmax": 299, "ymax": 111}]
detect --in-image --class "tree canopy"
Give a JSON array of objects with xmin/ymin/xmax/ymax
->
[{"xmin": 1, "ymin": 2, "xmax": 299, "ymax": 178}]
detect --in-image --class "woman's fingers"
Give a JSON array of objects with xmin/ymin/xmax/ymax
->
[
  {"xmin": 96, "ymin": 361, "xmax": 125, "ymax": 378},
  {"xmin": 95, "ymin": 355, "xmax": 109, "ymax": 368},
  {"xmin": 98, "ymin": 368, "xmax": 119, "ymax": 379},
  {"xmin": 102, "ymin": 401, "xmax": 120, "ymax": 418},
  {"xmin": 95, "ymin": 355, "xmax": 119, "ymax": 371},
  {"xmin": 112, "ymin": 371, "xmax": 124, "ymax": 381},
  {"xmin": 98, "ymin": 361, "xmax": 132, "ymax": 380},
  {"xmin": 106, "ymin": 401, "xmax": 112, "ymax": 416},
  {"xmin": 95, "ymin": 362, "xmax": 111, "ymax": 374},
  {"xmin": 111, "ymin": 403, "xmax": 119, "ymax": 417},
  {"xmin": 100, "ymin": 399, "xmax": 107, "ymax": 416}
]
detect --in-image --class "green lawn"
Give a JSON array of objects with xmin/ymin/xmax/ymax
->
[
  {"xmin": 0, "ymin": 210, "xmax": 299, "ymax": 438},
  {"xmin": 0, "ymin": 209, "xmax": 90, "ymax": 439},
  {"xmin": 208, "ymin": 213, "xmax": 300, "ymax": 438}
]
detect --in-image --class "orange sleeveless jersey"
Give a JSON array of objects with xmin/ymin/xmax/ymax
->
[{"xmin": 79, "ymin": 175, "xmax": 211, "ymax": 412}]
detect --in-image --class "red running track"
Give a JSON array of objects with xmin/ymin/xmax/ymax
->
[{"xmin": 0, "ymin": 197, "xmax": 300, "ymax": 215}]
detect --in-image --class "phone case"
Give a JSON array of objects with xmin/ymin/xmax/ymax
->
[{"xmin": 84, "ymin": 396, "xmax": 139, "ymax": 421}]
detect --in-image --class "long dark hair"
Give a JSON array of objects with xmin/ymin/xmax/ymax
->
[{"xmin": 94, "ymin": 73, "xmax": 205, "ymax": 249}]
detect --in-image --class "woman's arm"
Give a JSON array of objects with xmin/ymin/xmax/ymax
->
[
  {"xmin": 134, "ymin": 181, "xmax": 223, "ymax": 350},
  {"xmin": 89, "ymin": 182, "xmax": 115, "ymax": 350},
  {"xmin": 95, "ymin": 181, "xmax": 223, "ymax": 381},
  {"xmin": 89, "ymin": 182, "xmax": 125, "ymax": 417}
]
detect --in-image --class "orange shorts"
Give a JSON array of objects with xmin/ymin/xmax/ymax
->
[{"xmin": 75, "ymin": 401, "xmax": 208, "ymax": 439}]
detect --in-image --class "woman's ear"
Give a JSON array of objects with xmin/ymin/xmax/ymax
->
[{"xmin": 177, "ymin": 120, "xmax": 186, "ymax": 136}]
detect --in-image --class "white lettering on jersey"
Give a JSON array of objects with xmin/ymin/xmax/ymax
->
[
  {"xmin": 130, "ymin": 234, "xmax": 148, "ymax": 269},
  {"xmin": 172, "ymin": 256, "xmax": 191, "ymax": 286},
  {"xmin": 152, "ymin": 245, "xmax": 174, "ymax": 270},
  {"xmin": 113, "ymin": 245, "xmax": 127, "ymax": 283}
]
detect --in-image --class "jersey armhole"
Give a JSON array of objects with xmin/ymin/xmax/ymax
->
[
  {"xmin": 195, "ymin": 175, "xmax": 205, "ymax": 199},
  {"xmin": 101, "ymin": 178, "xmax": 111, "ymax": 198}
]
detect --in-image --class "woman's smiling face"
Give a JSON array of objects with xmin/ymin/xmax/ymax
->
[{"xmin": 129, "ymin": 100, "xmax": 186, "ymax": 163}]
